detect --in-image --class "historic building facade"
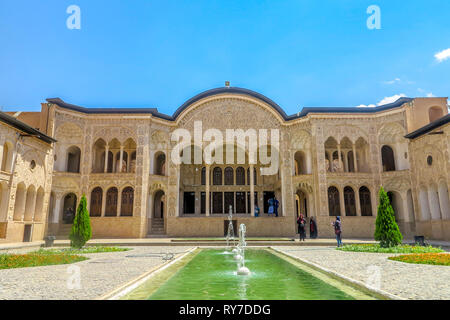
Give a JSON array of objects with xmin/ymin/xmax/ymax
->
[
  {"xmin": 0, "ymin": 112, "xmax": 55, "ymax": 243},
  {"xmin": 0, "ymin": 86, "xmax": 449, "ymax": 242}
]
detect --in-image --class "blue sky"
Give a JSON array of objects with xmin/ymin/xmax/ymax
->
[{"xmin": 0, "ymin": 0, "xmax": 449, "ymax": 115}]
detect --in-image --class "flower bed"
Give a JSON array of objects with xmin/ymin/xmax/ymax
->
[
  {"xmin": 337, "ymin": 244, "xmax": 444, "ymax": 254},
  {"xmin": 36, "ymin": 246, "xmax": 130, "ymax": 255},
  {"xmin": 389, "ymin": 253, "xmax": 450, "ymax": 266},
  {"xmin": 0, "ymin": 253, "xmax": 87, "ymax": 270}
]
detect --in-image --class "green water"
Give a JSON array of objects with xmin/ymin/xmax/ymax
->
[{"xmin": 147, "ymin": 249, "xmax": 356, "ymax": 300}]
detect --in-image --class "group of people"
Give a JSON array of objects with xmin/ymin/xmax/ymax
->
[
  {"xmin": 296, "ymin": 215, "xmax": 318, "ymax": 241},
  {"xmin": 253, "ymin": 196, "xmax": 279, "ymax": 217},
  {"xmin": 267, "ymin": 197, "xmax": 279, "ymax": 217},
  {"xmin": 254, "ymin": 196, "xmax": 343, "ymax": 248},
  {"xmin": 296, "ymin": 215, "xmax": 343, "ymax": 247}
]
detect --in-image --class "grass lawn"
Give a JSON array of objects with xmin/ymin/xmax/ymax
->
[
  {"xmin": 337, "ymin": 244, "xmax": 444, "ymax": 254},
  {"xmin": 36, "ymin": 246, "xmax": 131, "ymax": 254},
  {"xmin": 0, "ymin": 247, "xmax": 129, "ymax": 270},
  {"xmin": 0, "ymin": 252, "xmax": 87, "ymax": 270},
  {"xmin": 389, "ymin": 253, "xmax": 450, "ymax": 266}
]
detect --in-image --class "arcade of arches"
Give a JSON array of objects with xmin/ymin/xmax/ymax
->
[{"xmin": 0, "ymin": 91, "xmax": 449, "ymax": 242}]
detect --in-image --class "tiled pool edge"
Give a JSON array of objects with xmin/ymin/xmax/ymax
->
[
  {"xmin": 100, "ymin": 246, "xmax": 403, "ymax": 300},
  {"xmin": 98, "ymin": 247, "xmax": 198, "ymax": 300},
  {"xmin": 270, "ymin": 247, "xmax": 403, "ymax": 300}
]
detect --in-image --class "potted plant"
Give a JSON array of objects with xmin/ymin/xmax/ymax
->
[{"xmin": 44, "ymin": 235, "xmax": 56, "ymax": 247}]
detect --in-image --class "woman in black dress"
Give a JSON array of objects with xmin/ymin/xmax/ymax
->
[
  {"xmin": 297, "ymin": 215, "xmax": 306, "ymax": 241},
  {"xmin": 309, "ymin": 217, "xmax": 318, "ymax": 239}
]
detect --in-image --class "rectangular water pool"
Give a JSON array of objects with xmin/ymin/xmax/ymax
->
[{"xmin": 120, "ymin": 249, "xmax": 378, "ymax": 300}]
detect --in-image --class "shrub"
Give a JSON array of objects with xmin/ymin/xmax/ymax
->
[
  {"xmin": 374, "ymin": 187, "xmax": 403, "ymax": 248},
  {"xmin": 69, "ymin": 195, "xmax": 92, "ymax": 249}
]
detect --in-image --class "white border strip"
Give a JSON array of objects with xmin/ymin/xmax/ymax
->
[
  {"xmin": 270, "ymin": 247, "xmax": 404, "ymax": 300},
  {"xmin": 101, "ymin": 247, "xmax": 198, "ymax": 300}
]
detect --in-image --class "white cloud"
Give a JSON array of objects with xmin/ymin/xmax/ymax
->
[
  {"xmin": 383, "ymin": 78, "xmax": 401, "ymax": 85},
  {"xmin": 418, "ymin": 88, "xmax": 435, "ymax": 97},
  {"xmin": 356, "ymin": 93, "xmax": 406, "ymax": 108},
  {"xmin": 435, "ymin": 48, "xmax": 450, "ymax": 63},
  {"xmin": 377, "ymin": 94, "xmax": 406, "ymax": 106}
]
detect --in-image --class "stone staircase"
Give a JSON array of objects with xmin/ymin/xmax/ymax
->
[
  {"xmin": 56, "ymin": 224, "xmax": 72, "ymax": 240},
  {"xmin": 148, "ymin": 219, "xmax": 166, "ymax": 237}
]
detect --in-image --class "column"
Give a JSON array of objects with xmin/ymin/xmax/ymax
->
[
  {"xmin": 306, "ymin": 150, "xmax": 312, "ymax": 174},
  {"xmin": 337, "ymin": 144, "xmax": 342, "ymax": 172},
  {"xmin": 126, "ymin": 150, "xmax": 131, "ymax": 173},
  {"xmin": 148, "ymin": 192, "xmax": 153, "ymax": 219},
  {"xmin": 0, "ymin": 142, "xmax": 4, "ymax": 171},
  {"xmin": 250, "ymin": 165, "xmax": 255, "ymax": 216},
  {"xmin": 149, "ymin": 150, "xmax": 154, "ymax": 175},
  {"xmin": 29, "ymin": 192, "xmax": 37, "ymax": 221},
  {"xmin": 113, "ymin": 152, "xmax": 117, "ymax": 173},
  {"xmin": 355, "ymin": 188, "xmax": 362, "ymax": 216},
  {"xmin": 117, "ymin": 190, "xmax": 122, "ymax": 216},
  {"xmin": 101, "ymin": 189, "xmax": 107, "ymax": 217},
  {"xmin": 339, "ymin": 188, "xmax": 345, "ymax": 217},
  {"xmin": 352, "ymin": 143, "xmax": 358, "ymax": 172},
  {"xmin": 223, "ymin": 192, "xmax": 225, "ymax": 214},
  {"xmin": 371, "ymin": 188, "xmax": 378, "ymax": 217},
  {"xmin": 119, "ymin": 146, "xmax": 124, "ymax": 173},
  {"xmin": 245, "ymin": 191, "xmax": 248, "ymax": 214},
  {"xmin": 343, "ymin": 152, "xmax": 349, "ymax": 172},
  {"xmin": 325, "ymin": 151, "xmax": 333, "ymax": 172},
  {"xmin": 205, "ymin": 165, "xmax": 210, "ymax": 216},
  {"xmin": 195, "ymin": 191, "xmax": 200, "ymax": 214},
  {"xmin": 53, "ymin": 197, "xmax": 62, "ymax": 224},
  {"xmin": 104, "ymin": 145, "xmax": 109, "ymax": 173}
]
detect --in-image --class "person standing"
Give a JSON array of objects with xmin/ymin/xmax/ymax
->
[
  {"xmin": 268, "ymin": 197, "xmax": 274, "ymax": 217},
  {"xmin": 254, "ymin": 205, "xmax": 260, "ymax": 217},
  {"xmin": 310, "ymin": 217, "xmax": 318, "ymax": 239},
  {"xmin": 274, "ymin": 197, "xmax": 279, "ymax": 217},
  {"xmin": 297, "ymin": 215, "xmax": 306, "ymax": 241},
  {"xmin": 332, "ymin": 216, "xmax": 342, "ymax": 247}
]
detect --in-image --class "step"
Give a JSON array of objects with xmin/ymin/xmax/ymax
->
[
  {"xmin": 151, "ymin": 230, "xmax": 167, "ymax": 235},
  {"xmin": 57, "ymin": 225, "xmax": 72, "ymax": 236},
  {"xmin": 152, "ymin": 224, "xmax": 165, "ymax": 228}
]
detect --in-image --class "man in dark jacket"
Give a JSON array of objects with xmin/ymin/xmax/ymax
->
[
  {"xmin": 332, "ymin": 216, "xmax": 342, "ymax": 247},
  {"xmin": 309, "ymin": 217, "xmax": 318, "ymax": 239}
]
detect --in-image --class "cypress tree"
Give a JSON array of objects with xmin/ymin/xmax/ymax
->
[
  {"xmin": 374, "ymin": 187, "xmax": 403, "ymax": 248},
  {"xmin": 69, "ymin": 195, "xmax": 92, "ymax": 249}
]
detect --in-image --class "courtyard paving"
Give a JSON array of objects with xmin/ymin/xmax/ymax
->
[
  {"xmin": 0, "ymin": 246, "xmax": 193, "ymax": 300},
  {"xmin": 273, "ymin": 246, "xmax": 450, "ymax": 300},
  {"xmin": 0, "ymin": 243, "xmax": 449, "ymax": 300}
]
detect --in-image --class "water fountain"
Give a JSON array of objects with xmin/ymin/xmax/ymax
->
[
  {"xmin": 222, "ymin": 206, "xmax": 250, "ymax": 275},
  {"xmin": 225, "ymin": 205, "xmax": 236, "ymax": 251},
  {"xmin": 236, "ymin": 223, "xmax": 250, "ymax": 276}
]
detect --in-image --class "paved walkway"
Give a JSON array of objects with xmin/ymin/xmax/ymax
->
[
  {"xmin": 0, "ymin": 243, "xmax": 449, "ymax": 300},
  {"xmin": 1, "ymin": 238, "xmax": 449, "ymax": 252},
  {"xmin": 0, "ymin": 238, "xmax": 379, "ymax": 252},
  {"xmin": 273, "ymin": 246, "xmax": 450, "ymax": 300},
  {"xmin": 0, "ymin": 246, "xmax": 193, "ymax": 300}
]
